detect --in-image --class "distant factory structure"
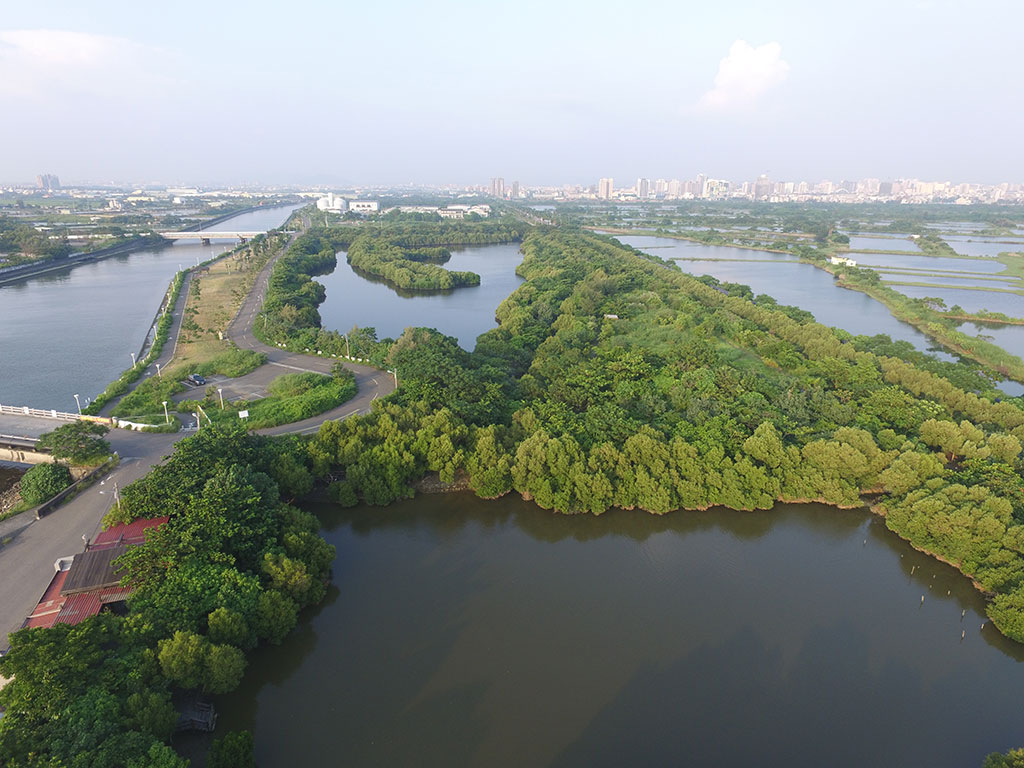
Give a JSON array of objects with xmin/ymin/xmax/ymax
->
[{"xmin": 315, "ymin": 194, "xmax": 380, "ymax": 215}]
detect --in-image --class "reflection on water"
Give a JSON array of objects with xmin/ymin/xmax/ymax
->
[{"xmin": 218, "ymin": 493, "xmax": 1024, "ymax": 768}]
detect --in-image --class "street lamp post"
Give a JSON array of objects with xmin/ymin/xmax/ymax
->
[
  {"xmin": 343, "ymin": 333, "xmax": 350, "ymax": 358},
  {"xmin": 218, "ymin": 388, "xmax": 224, "ymax": 409},
  {"xmin": 73, "ymin": 394, "xmax": 81, "ymax": 415},
  {"xmin": 130, "ymin": 351, "xmax": 137, "ymax": 367},
  {"xmin": 162, "ymin": 400, "xmax": 169, "ymax": 424},
  {"xmin": 155, "ymin": 363, "xmax": 162, "ymax": 379}
]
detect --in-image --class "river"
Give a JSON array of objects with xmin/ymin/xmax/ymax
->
[
  {"xmin": 0, "ymin": 204, "xmax": 301, "ymax": 412},
  {"xmin": 219, "ymin": 494, "xmax": 1024, "ymax": 768}
]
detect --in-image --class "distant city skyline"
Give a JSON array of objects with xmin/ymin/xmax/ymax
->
[{"xmin": 3, "ymin": 0, "xmax": 1024, "ymax": 186}]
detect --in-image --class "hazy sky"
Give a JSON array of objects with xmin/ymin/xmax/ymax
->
[{"xmin": 2, "ymin": 0, "xmax": 1022, "ymax": 187}]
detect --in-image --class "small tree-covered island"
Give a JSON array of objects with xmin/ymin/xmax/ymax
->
[{"xmin": 3, "ymin": 216, "xmax": 1024, "ymax": 766}]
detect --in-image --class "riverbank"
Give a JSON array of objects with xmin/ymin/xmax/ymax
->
[{"xmin": 0, "ymin": 235, "xmax": 167, "ymax": 286}]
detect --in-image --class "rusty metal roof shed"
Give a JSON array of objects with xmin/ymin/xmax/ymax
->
[{"xmin": 61, "ymin": 544, "xmax": 127, "ymax": 595}]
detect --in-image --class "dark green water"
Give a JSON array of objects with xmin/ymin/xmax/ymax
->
[{"xmin": 218, "ymin": 494, "xmax": 1024, "ymax": 767}]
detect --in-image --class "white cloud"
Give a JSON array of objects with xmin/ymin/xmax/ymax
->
[
  {"xmin": 0, "ymin": 29, "xmax": 174, "ymax": 103},
  {"xmin": 698, "ymin": 40, "xmax": 790, "ymax": 112}
]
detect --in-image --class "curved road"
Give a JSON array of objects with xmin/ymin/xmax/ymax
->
[
  {"xmin": 223, "ymin": 222, "xmax": 394, "ymax": 435},
  {"xmin": 0, "ymin": 219, "xmax": 393, "ymax": 647}
]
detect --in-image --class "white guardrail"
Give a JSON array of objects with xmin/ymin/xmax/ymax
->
[{"xmin": 0, "ymin": 404, "xmax": 81, "ymax": 421}]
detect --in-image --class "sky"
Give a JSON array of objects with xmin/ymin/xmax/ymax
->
[{"xmin": 2, "ymin": 0, "xmax": 1022, "ymax": 187}]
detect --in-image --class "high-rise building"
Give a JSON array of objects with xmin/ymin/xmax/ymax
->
[
  {"xmin": 695, "ymin": 173, "xmax": 707, "ymax": 198},
  {"xmin": 704, "ymin": 179, "xmax": 729, "ymax": 199},
  {"xmin": 511, "ymin": 181, "xmax": 520, "ymax": 199},
  {"xmin": 636, "ymin": 178, "xmax": 650, "ymax": 200},
  {"xmin": 753, "ymin": 174, "xmax": 772, "ymax": 200},
  {"xmin": 654, "ymin": 179, "xmax": 669, "ymax": 195},
  {"xmin": 667, "ymin": 179, "xmax": 683, "ymax": 198},
  {"xmin": 489, "ymin": 177, "xmax": 505, "ymax": 197},
  {"xmin": 36, "ymin": 174, "xmax": 60, "ymax": 190},
  {"xmin": 598, "ymin": 178, "xmax": 614, "ymax": 199}
]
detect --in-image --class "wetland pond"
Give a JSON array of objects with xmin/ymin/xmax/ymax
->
[{"xmin": 219, "ymin": 494, "xmax": 1024, "ymax": 768}]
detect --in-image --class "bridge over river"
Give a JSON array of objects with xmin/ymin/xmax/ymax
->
[{"xmin": 158, "ymin": 230, "xmax": 264, "ymax": 244}]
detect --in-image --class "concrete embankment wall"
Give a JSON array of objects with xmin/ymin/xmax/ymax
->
[{"xmin": 0, "ymin": 447, "xmax": 53, "ymax": 465}]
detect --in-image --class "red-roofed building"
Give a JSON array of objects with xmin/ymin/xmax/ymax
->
[
  {"xmin": 92, "ymin": 516, "xmax": 168, "ymax": 549},
  {"xmin": 21, "ymin": 517, "xmax": 167, "ymax": 630}
]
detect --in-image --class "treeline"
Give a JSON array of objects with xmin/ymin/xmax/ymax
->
[
  {"xmin": 0, "ymin": 427, "xmax": 329, "ymax": 766},
  {"xmin": 371, "ymin": 216, "xmax": 528, "ymax": 247},
  {"xmin": 346, "ymin": 235, "xmax": 480, "ymax": 291},
  {"xmin": 0, "ymin": 216, "xmax": 72, "ymax": 261},
  {"xmin": 301, "ymin": 229, "xmax": 1024, "ymax": 644},
  {"xmin": 257, "ymin": 227, "xmax": 393, "ymax": 365}
]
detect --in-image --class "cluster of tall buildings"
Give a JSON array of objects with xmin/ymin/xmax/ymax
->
[
  {"xmin": 488, "ymin": 177, "xmax": 522, "ymax": 199},
  {"xmin": 36, "ymin": 174, "xmax": 60, "ymax": 191},
  {"xmin": 579, "ymin": 174, "xmax": 1024, "ymax": 204}
]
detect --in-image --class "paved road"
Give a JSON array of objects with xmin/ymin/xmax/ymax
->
[
  {"xmin": 0, "ymin": 216, "xmax": 395, "ymax": 648},
  {"xmin": 0, "ymin": 430, "xmax": 179, "ymax": 645},
  {"xmin": 224, "ymin": 218, "xmax": 395, "ymax": 433}
]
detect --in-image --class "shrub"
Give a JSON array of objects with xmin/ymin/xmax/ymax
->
[
  {"xmin": 20, "ymin": 463, "xmax": 73, "ymax": 505},
  {"xmin": 35, "ymin": 422, "xmax": 111, "ymax": 466}
]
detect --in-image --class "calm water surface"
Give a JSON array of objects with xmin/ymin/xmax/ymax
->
[
  {"xmin": 848, "ymin": 251, "xmax": 1006, "ymax": 274},
  {"xmin": 316, "ymin": 243, "xmax": 524, "ymax": 349},
  {"xmin": 219, "ymin": 494, "xmax": 1024, "ymax": 767},
  {"xmin": 943, "ymin": 238, "xmax": 1024, "ymax": 258},
  {"xmin": 846, "ymin": 235, "xmax": 920, "ymax": 252},
  {"xmin": 616, "ymin": 235, "xmax": 954, "ymax": 359},
  {"xmin": 0, "ymin": 204, "xmax": 300, "ymax": 411},
  {"xmin": 891, "ymin": 284, "xmax": 1023, "ymax": 317}
]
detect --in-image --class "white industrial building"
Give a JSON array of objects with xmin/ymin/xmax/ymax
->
[
  {"xmin": 348, "ymin": 200, "xmax": 380, "ymax": 214},
  {"xmin": 316, "ymin": 193, "xmax": 347, "ymax": 213}
]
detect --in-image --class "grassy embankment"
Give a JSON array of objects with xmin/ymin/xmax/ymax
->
[{"xmin": 91, "ymin": 237, "xmax": 282, "ymax": 424}]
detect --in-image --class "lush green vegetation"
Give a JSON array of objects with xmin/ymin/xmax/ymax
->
[
  {"xmin": 985, "ymin": 749, "xmax": 1024, "ymax": 768},
  {"xmin": 257, "ymin": 228, "xmax": 393, "ymax": 365},
  {"xmin": 346, "ymin": 234, "xmax": 480, "ymax": 291},
  {"xmin": 0, "ymin": 427, "xmax": 328, "ymax": 767},
  {"xmin": 183, "ymin": 369, "xmax": 357, "ymax": 431},
  {"xmin": 340, "ymin": 217, "xmax": 526, "ymax": 292},
  {"xmin": 19, "ymin": 462, "xmax": 73, "ymax": 505},
  {"xmin": 830, "ymin": 266, "xmax": 1024, "ymax": 381},
  {"xmin": 0, "ymin": 216, "xmax": 72, "ymax": 262},
  {"xmin": 36, "ymin": 422, "xmax": 112, "ymax": 466},
  {"xmin": 189, "ymin": 347, "xmax": 266, "ymax": 379},
  {"xmin": 297, "ymin": 230, "xmax": 1024, "ymax": 647}
]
